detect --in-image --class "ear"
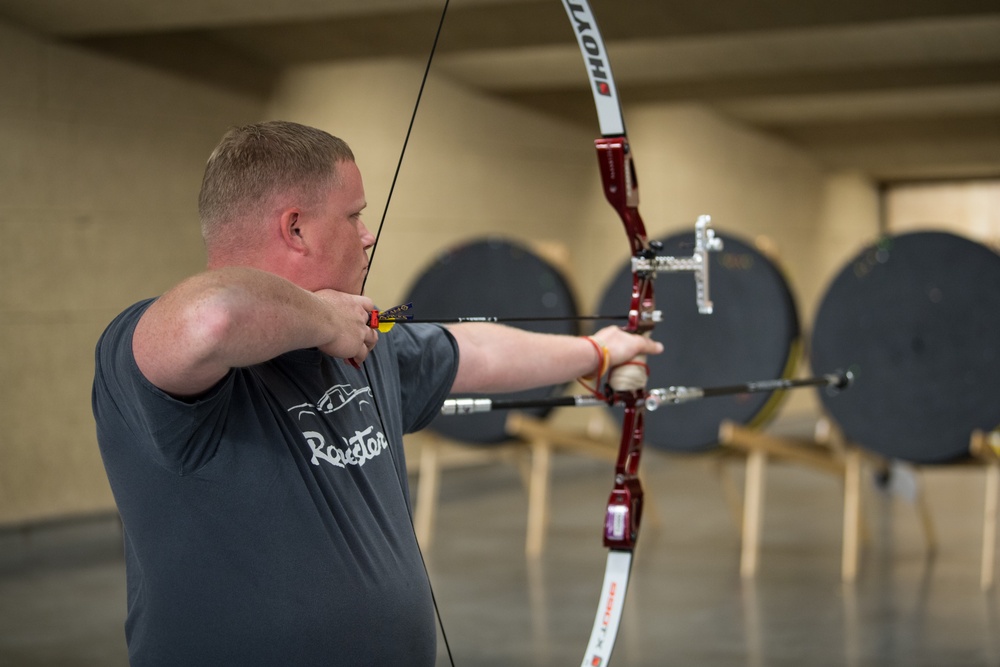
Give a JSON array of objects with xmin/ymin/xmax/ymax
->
[{"xmin": 278, "ymin": 209, "xmax": 308, "ymax": 254}]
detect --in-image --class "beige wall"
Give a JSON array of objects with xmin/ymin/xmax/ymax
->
[
  {"xmin": 886, "ymin": 180, "xmax": 1000, "ymax": 245},
  {"xmin": 0, "ymin": 18, "xmax": 263, "ymax": 525},
  {"xmin": 0, "ymin": 24, "xmax": 881, "ymax": 526}
]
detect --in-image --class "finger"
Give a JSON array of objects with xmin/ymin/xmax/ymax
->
[
  {"xmin": 348, "ymin": 344, "xmax": 370, "ymax": 368},
  {"xmin": 645, "ymin": 338, "xmax": 664, "ymax": 354}
]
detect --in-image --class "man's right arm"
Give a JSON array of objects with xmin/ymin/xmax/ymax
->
[{"xmin": 132, "ymin": 267, "xmax": 376, "ymax": 398}]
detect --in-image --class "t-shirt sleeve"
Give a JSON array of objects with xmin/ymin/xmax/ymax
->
[
  {"xmin": 92, "ymin": 299, "xmax": 235, "ymax": 474},
  {"xmin": 389, "ymin": 324, "xmax": 459, "ymax": 433}
]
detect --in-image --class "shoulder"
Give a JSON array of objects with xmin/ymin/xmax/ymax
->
[
  {"xmin": 95, "ymin": 298, "xmax": 159, "ymax": 379},
  {"xmin": 97, "ymin": 298, "xmax": 157, "ymax": 349}
]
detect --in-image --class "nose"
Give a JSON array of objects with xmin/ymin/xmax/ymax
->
[{"xmin": 359, "ymin": 221, "xmax": 376, "ymax": 250}]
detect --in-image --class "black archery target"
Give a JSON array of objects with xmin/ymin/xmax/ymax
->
[
  {"xmin": 810, "ymin": 231, "xmax": 1000, "ymax": 464},
  {"xmin": 597, "ymin": 230, "xmax": 800, "ymax": 452},
  {"xmin": 402, "ymin": 238, "xmax": 580, "ymax": 444}
]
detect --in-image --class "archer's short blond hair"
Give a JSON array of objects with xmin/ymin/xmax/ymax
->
[{"xmin": 198, "ymin": 120, "xmax": 355, "ymax": 251}]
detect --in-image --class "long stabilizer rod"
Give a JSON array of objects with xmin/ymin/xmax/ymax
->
[{"xmin": 440, "ymin": 371, "xmax": 852, "ymax": 416}]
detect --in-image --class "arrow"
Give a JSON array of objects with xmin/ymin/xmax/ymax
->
[{"xmin": 368, "ymin": 303, "xmax": 636, "ymax": 332}]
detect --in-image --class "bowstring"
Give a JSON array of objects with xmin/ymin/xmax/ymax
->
[
  {"xmin": 361, "ymin": 0, "xmax": 451, "ymax": 295},
  {"xmin": 357, "ymin": 2, "xmax": 457, "ymax": 666}
]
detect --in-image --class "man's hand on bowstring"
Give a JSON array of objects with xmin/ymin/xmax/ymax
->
[{"xmin": 312, "ymin": 289, "xmax": 379, "ymax": 367}]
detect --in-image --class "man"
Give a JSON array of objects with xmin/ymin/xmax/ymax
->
[{"xmin": 92, "ymin": 120, "xmax": 661, "ymax": 666}]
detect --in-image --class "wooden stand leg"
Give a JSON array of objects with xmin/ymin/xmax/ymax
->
[
  {"xmin": 914, "ymin": 469, "xmax": 937, "ymax": 554},
  {"xmin": 982, "ymin": 462, "xmax": 999, "ymax": 590},
  {"xmin": 525, "ymin": 440, "xmax": 552, "ymax": 558},
  {"xmin": 969, "ymin": 430, "xmax": 1000, "ymax": 590},
  {"xmin": 413, "ymin": 438, "xmax": 441, "ymax": 549},
  {"xmin": 842, "ymin": 447, "xmax": 862, "ymax": 582},
  {"xmin": 740, "ymin": 448, "xmax": 768, "ymax": 579}
]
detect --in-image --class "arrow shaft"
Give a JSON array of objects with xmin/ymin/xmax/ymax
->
[{"xmin": 384, "ymin": 314, "xmax": 627, "ymax": 325}]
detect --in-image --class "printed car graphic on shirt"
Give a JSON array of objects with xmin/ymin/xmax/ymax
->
[{"xmin": 287, "ymin": 384, "xmax": 373, "ymax": 420}]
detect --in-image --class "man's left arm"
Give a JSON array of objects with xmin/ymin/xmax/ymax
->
[{"xmin": 447, "ymin": 323, "xmax": 663, "ymax": 394}]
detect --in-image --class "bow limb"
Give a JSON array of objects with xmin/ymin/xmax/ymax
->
[{"xmin": 562, "ymin": 2, "xmax": 651, "ymax": 665}]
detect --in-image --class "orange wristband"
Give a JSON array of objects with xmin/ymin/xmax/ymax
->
[{"xmin": 579, "ymin": 336, "xmax": 610, "ymax": 381}]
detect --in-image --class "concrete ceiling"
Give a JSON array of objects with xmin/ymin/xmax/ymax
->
[{"xmin": 1, "ymin": 0, "xmax": 998, "ymax": 182}]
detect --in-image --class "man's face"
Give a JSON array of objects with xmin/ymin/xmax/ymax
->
[{"xmin": 298, "ymin": 160, "xmax": 375, "ymax": 294}]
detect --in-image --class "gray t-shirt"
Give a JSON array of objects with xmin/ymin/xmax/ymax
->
[{"xmin": 92, "ymin": 298, "xmax": 459, "ymax": 666}]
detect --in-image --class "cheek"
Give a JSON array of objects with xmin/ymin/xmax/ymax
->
[{"xmin": 326, "ymin": 236, "xmax": 363, "ymax": 274}]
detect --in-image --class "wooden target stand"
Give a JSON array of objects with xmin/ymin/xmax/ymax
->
[
  {"xmin": 720, "ymin": 418, "xmax": 1000, "ymax": 588},
  {"xmin": 718, "ymin": 417, "xmax": 893, "ymax": 582},
  {"xmin": 410, "ymin": 410, "xmax": 656, "ymax": 557},
  {"xmin": 410, "ymin": 426, "xmax": 559, "ymax": 555}
]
